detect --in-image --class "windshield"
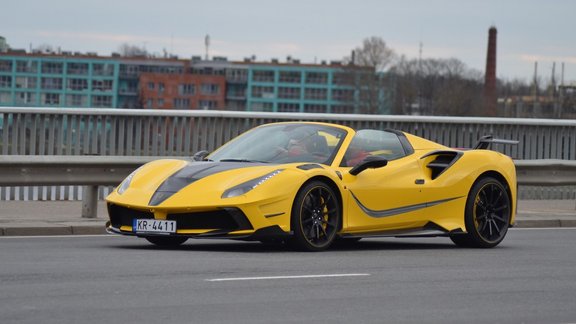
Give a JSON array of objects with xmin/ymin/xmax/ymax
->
[{"xmin": 209, "ymin": 123, "xmax": 347, "ymax": 165}]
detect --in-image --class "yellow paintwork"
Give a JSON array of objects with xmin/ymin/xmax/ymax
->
[{"xmin": 106, "ymin": 121, "xmax": 517, "ymax": 239}]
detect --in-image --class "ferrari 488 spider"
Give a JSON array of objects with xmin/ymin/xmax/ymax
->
[{"xmin": 106, "ymin": 122, "xmax": 517, "ymax": 251}]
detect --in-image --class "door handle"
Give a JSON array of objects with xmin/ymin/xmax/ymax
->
[{"xmin": 415, "ymin": 179, "xmax": 425, "ymax": 185}]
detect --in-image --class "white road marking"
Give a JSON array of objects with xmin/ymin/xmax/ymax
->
[{"xmin": 206, "ymin": 273, "xmax": 371, "ymax": 282}]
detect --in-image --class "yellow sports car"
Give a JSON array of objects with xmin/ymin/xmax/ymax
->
[{"xmin": 106, "ymin": 122, "xmax": 517, "ymax": 251}]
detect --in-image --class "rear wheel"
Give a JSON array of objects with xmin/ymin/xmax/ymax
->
[
  {"xmin": 145, "ymin": 236, "xmax": 188, "ymax": 247},
  {"xmin": 450, "ymin": 177, "xmax": 511, "ymax": 248},
  {"xmin": 290, "ymin": 181, "xmax": 340, "ymax": 251}
]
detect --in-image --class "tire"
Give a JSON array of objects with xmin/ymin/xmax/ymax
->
[
  {"xmin": 450, "ymin": 177, "xmax": 511, "ymax": 248},
  {"xmin": 290, "ymin": 181, "xmax": 341, "ymax": 251},
  {"xmin": 145, "ymin": 236, "xmax": 188, "ymax": 247}
]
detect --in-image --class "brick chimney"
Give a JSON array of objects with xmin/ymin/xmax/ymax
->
[{"xmin": 484, "ymin": 26, "xmax": 497, "ymax": 116}]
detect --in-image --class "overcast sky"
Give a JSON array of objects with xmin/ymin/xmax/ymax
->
[{"xmin": 2, "ymin": 0, "xmax": 575, "ymax": 83}]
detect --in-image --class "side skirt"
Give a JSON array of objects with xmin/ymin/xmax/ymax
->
[{"xmin": 339, "ymin": 222, "xmax": 465, "ymax": 239}]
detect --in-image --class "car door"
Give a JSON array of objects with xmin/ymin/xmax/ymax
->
[{"xmin": 338, "ymin": 130, "xmax": 427, "ymax": 233}]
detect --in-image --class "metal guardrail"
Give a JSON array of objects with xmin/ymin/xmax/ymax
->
[
  {"xmin": 1, "ymin": 155, "xmax": 574, "ymax": 218},
  {"xmin": 0, "ymin": 155, "xmax": 157, "ymax": 218},
  {"xmin": 514, "ymin": 159, "xmax": 576, "ymax": 186},
  {"xmin": 2, "ymin": 107, "xmax": 576, "ymax": 201}
]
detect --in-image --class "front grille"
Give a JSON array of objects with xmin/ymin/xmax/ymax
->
[
  {"xmin": 107, "ymin": 204, "xmax": 252, "ymax": 232},
  {"xmin": 167, "ymin": 208, "xmax": 253, "ymax": 231},
  {"xmin": 108, "ymin": 204, "xmax": 153, "ymax": 228}
]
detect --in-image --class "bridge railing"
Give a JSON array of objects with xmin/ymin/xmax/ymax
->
[{"xmin": 2, "ymin": 107, "xmax": 576, "ymax": 201}]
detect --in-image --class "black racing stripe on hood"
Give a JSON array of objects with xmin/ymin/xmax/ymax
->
[{"xmin": 148, "ymin": 162, "xmax": 266, "ymax": 206}]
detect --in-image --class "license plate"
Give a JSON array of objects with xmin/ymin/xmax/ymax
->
[{"xmin": 133, "ymin": 219, "xmax": 176, "ymax": 234}]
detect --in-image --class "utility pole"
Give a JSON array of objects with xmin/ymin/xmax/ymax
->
[
  {"xmin": 205, "ymin": 34, "xmax": 210, "ymax": 61},
  {"xmin": 532, "ymin": 61, "xmax": 540, "ymax": 117}
]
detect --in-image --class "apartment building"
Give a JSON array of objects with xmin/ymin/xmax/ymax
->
[
  {"xmin": 0, "ymin": 54, "xmax": 119, "ymax": 108},
  {"xmin": 0, "ymin": 48, "xmax": 389, "ymax": 114}
]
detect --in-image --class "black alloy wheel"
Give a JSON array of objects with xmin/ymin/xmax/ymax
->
[
  {"xmin": 291, "ymin": 181, "xmax": 341, "ymax": 251},
  {"xmin": 451, "ymin": 177, "xmax": 511, "ymax": 248}
]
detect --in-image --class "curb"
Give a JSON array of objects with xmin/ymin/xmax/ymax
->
[
  {"xmin": 514, "ymin": 219, "xmax": 576, "ymax": 228},
  {"xmin": 1, "ymin": 225, "xmax": 107, "ymax": 236}
]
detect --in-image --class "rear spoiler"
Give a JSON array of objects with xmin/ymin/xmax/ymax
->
[{"xmin": 474, "ymin": 135, "xmax": 519, "ymax": 150}]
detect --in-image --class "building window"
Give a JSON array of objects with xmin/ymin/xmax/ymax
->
[
  {"xmin": 252, "ymin": 70, "xmax": 275, "ymax": 82},
  {"xmin": 332, "ymin": 105, "xmax": 355, "ymax": 114},
  {"xmin": 158, "ymin": 82, "xmax": 165, "ymax": 93},
  {"xmin": 16, "ymin": 60, "xmax": 38, "ymax": 73},
  {"xmin": 43, "ymin": 93, "xmax": 61, "ymax": 105},
  {"xmin": 333, "ymin": 89, "xmax": 354, "ymax": 101},
  {"xmin": 157, "ymin": 98, "xmax": 164, "ymax": 107},
  {"xmin": 304, "ymin": 88, "xmax": 327, "ymax": 100},
  {"xmin": 147, "ymin": 82, "xmax": 155, "ymax": 90},
  {"xmin": 304, "ymin": 104, "xmax": 327, "ymax": 113},
  {"xmin": 120, "ymin": 64, "xmax": 139, "ymax": 77},
  {"xmin": 15, "ymin": 92, "xmax": 37, "ymax": 105},
  {"xmin": 278, "ymin": 87, "xmax": 300, "ymax": 99},
  {"xmin": 92, "ymin": 95, "xmax": 113, "ymax": 107},
  {"xmin": 278, "ymin": 102, "xmax": 300, "ymax": 112},
  {"xmin": 92, "ymin": 79, "xmax": 113, "ymax": 92},
  {"xmin": 251, "ymin": 86, "xmax": 274, "ymax": 98},
  {"xmin": 201, "ymin": 83, "xmax": 219, "ymax": 95},
  {"xmin": 198, "ymin": 100, "xmax": 217, "ymax": 109},
  {"xmin": 0, "ymin": 60, "xmax": 13, "ymax": 72},
  {"xmin": 226, "ymin": 69, "xmax": 247, "ymax": 82},
  {"xmin": 333, "ymin": 72, "xmax": 354, "ymax": 86},
  {"xmin": 41, "ymin": 62, "xmax": 64, "ymax": 74},
  {"xmin": 66, "ymin": 94, "xmax": 87, "ymax": 106},
  {"xmin": 67, "ymin": 78, "xmax": 88, "ymax": 91},
  {"xmin": 250, "ymin": 102, "xmax": 273, "ymax": 112},
  {"xmin": 67, "ymin": 62, "xmax": 89, "ymax": 75},
  {"xmin": 0, "ymin": 91, "xmax": 12, "ymax": 104},
  {"xmin": 41, "ymin": 77, "xmax": 63, "ymax": 90},
  {"xmin": 178, "ymin": 83, "xmax": 195, "ymax": 96},
  {"xmin": 226, "ymin": 85, "xmax": 247, "ymax": 99},
  {"xmin": 305, "ymin": 72, "xmax": 328, "ymax": 84},
  {"xmin": 0, "ymin": 75, "xmax": 12, "ymax": 88},
  {"xmin": 173, "ymin": 98, "xmax": 190, "ymax": 109},
  {"xmin": 146, "ymin": 99, "xmax": 154, "ymax": 108},
  {"xmin": 15, "ymin": 76, "xmax": 37, "ymax": 89},
  {"xmin": 93, "ymin": 63, "xmax": 114, "ymax": 76},
  {"xmin": 279, "ymin": 71, "xmax": 301, "ymax": 83}
]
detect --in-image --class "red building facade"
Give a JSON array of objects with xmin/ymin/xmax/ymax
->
[{"xmin": 139, "ymin": 73, "xmax": 226, "ymax": 109}]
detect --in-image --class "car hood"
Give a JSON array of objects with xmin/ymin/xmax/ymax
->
[{"xmin": 107, "ymin": 159, "xmax": 292, "ymax": 208}]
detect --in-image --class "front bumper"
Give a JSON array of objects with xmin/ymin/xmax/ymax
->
[{"xmin": 106, "ymin": 203, "xmax": 291, "ymax": 241}]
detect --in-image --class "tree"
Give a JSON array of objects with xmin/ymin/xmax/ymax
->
[
  {"xmin": 347, "ymin": 36, "xmax": 396, "ymax": 72},
  {"xmin": 118, "ymin": 43, "xmax": 148, "ymax": 57},
  {"xmin": 340, "ymin": 36, "xmax": 397, "ymax": 114},
  {"xmin": 389, "ymin": 57, "xmax": 484, "ymax": 116}
]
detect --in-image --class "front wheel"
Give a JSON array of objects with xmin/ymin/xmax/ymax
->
[
  {"xmin": 145, "ymin": 236, "xmax": 188, "ymax": 247},
  {"xmin": 450, "ymin": 177, "xmax": 511, "ymax": 248},
  {"xmin": 290, "ymin": 181, "xmax": 341, "ymax": 251}
]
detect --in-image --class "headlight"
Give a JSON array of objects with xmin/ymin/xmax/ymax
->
[
  {"xmin": 222, "ymin": 169, "xmax": 283, "ymax": 198},
  {"xmin": 117, "ymin": 168, "xmax": 140, "ymax": 195}
]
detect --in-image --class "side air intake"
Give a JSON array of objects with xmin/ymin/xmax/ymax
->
[{"xmin": 422, "ymin": 151, "xmax": 463, "ymax": 180}]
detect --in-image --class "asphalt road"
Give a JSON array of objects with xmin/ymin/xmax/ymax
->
[{"xmin": 1, "ymin": 229, "xmax": 576, "ymax": 324}]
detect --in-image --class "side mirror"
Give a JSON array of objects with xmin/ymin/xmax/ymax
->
[
  {"xmin": 349, "ymin": 156, "xmax": 388, "ymax": 176},
  {"xmin": 192, "ymin": 150, "xmax": 210, "ymax": 161}
]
